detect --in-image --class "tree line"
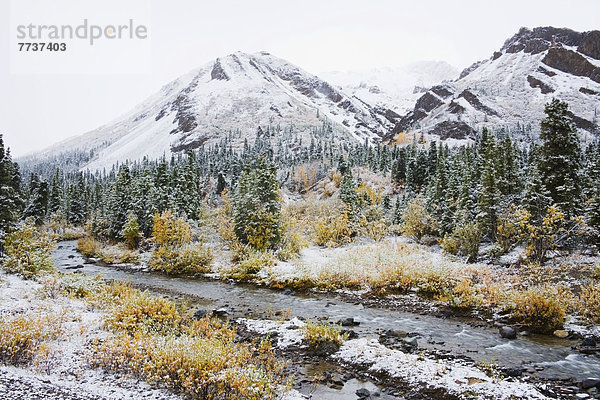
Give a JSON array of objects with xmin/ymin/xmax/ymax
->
[{"xmin": 0, "ymin": 99, "xmax": 598, "ymax": 258}]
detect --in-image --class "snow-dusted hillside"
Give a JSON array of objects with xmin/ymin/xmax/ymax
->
[
  {"xmin": 389, "ymin": 27, "xmax": 600, "ymax": 144},
  {"xmin": 321, "ymin": 61, "xmax": 459, "ymax": 116},
  {"xmin": 33, "ymin": 52, "xmax": 396, "ymax": 171}
]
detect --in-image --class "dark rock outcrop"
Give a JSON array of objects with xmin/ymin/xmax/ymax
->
[
  {"xmin": 155, "ymin": 107, "xmax": 168, "ymax": 121},
  {"xmin": 542, "ymin": 47, "xmax": 600, "ymax": 84},
  {"xmin": 567, "ymin": 111, "xmax": 597, "ymax": 133},
  {"xmin": 210, "ymin": 58, "xmax": 230, "ymax": 81},
  {"xmin": 537, "ymin": 66, "xmax": 557, "ymax": 77},
  {"xmin": 458, "ymin": 89, "xmax": 499, "ymax": 116},
  {"xmin": 578, "ymin": 30, "xmax": 600, "ymax": 60},
  {"xmin": 459, "ymin": 60, "xmax": 485, "ymax": 79},
  {"xmin": 502, "ymin": 27, "xmax": 583, "ymax": 55},
  {"xmin": 430, "ymin": 84, "xmax": 454, "ymax": 99},
  {"xmin": 414, "ymin": 92, "xmax": 444, "ymax": 116},
  {"xmin": 580, "ymin": 87, "xmax": 599, "ymax": 96},
  {"xmin": 527, "ymin": 76, "xmax": 554, "ymax": 94},
  {"xmin": 428, "ymin": 121, "xmax": 475, "ymax": 140},
  {"xmin": 170, "ymin": 94, "xmax": 198, "ymax": 134},
  {"xmin": 448, "ymin": 100, "xmax": 465, "ymax": 114}
]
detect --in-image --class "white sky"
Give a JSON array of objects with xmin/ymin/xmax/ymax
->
[{"xmin": 1, "ymin": 0, "xmax": 599, "ymax": 156}]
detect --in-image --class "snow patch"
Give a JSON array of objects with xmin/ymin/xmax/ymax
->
[{"xmin": 333, "ymin": 338, "xmax": 548, "ymax": 400}]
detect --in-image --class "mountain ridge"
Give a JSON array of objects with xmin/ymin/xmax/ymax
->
[
  {"xmin": 29, "ymin": 51, "xmax": 397, "ymax": 171},
  {"xmin": 390, "ymin": 26, "xmax": 600, "ymax": 144}
]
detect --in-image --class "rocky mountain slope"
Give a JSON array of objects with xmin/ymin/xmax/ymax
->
[
  {"xmin": 34, "ymin": 52, "xmax": 397, "ymax": 171},
  {"xmin": 388, "ymin": 27, "xmax": 600, "ymax": 144}
]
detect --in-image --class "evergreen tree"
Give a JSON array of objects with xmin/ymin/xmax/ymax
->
[
  {"xmin": 478, "ymin": 135, "xmax": 501, "ymax": 238},
  {"xmin": 0, "ymin": 134, "xmax": 22, "ymax": 241},
  {"xmin": 233, "ymin": 156, "xmax": 282, "ymax": 250},
  {"xmin": 48, "ymin": 167, "xmax": 63, "ymax": 214},
  {"xmin": 523, "ymin": 163, "xmax": 552, "ymax": 224},
  {"xmin": 339, "ymin": 162, "xmax": 358, "ymax": 217},
  {"xmin": 538, "ymin": 99, "xmax": 583, "ymax": 216},
  {"xmin": 107, "ymin": 165, "xmax": 132, "ymax": 238},
  {"xmin": 23, "ymin": 174, "xmax": 49, "ymax": 225}
]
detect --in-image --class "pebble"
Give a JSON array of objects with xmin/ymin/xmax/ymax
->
[
  {"xmin": 582, "ymin": 378, "xmax": 600, "ymax": 390},
  {"xmin": 338, "ymin": 317, "xmax": 360, "ymax": 327},
  {"xmin": 553, "ymin": 329, "xmax": 569, "ymax": 338},
  {"xmin": 499, "ymin": 326, "xmax": 517, "ymax": 340}
]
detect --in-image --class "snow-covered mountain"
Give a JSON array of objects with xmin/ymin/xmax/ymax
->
[
  {"xmin": 26, "ymin": 27, "xmax": 600, "ymax": 172},
  {"xmin": 321, "ymin": 61, "xmax": 459, "ymax": 116},
  {"xmin": 35, "ymin": 52, "xmax": 396, "ymax": 171},
  {"xmin": 389, "ymin": 27, "xmax": 600, "ymax": 144}
]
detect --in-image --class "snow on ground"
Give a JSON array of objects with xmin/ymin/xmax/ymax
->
[
  {"xmin": 261, "ymin": 235, "xmax": 470, "ymax": 288},
  {"xmin": 238, "ymin": 316, "xmax": 548, "ymax": 399},
  {"xmin": 238, "ymin": 317, "xmax": 306, "ymax": 349},
  {"xmin": 0, "ymin": 272, "xmax": 181, "ymax": 400},
  {"xmin": 333, "ymin": 338, "xmax": 548, "ymax": 400}
]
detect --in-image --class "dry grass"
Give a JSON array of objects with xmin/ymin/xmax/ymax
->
[{"xmin": 77, "ymin": 236, "xmax": 139, "ymax": 264}]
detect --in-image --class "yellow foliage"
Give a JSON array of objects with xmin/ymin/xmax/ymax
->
[
  {"xmin": 331, "ymin": 171, "xmax": 342, "ymax": 188},
  {"xmin": 93, "ymin": 331, "xmax": 283, "ymax": 400},
  {"xmin": 224, "ymin": 249, "xmax": 277, "ymax": 281},
  {"xmin": 213, "ymin": 189, "xmax": 237, "ymax": 244},
  {"xmin": 278, "ymin": 213, "xmax": 308, "ymax": 261},
  {"xmin": 314, "ymin": 209, "xmax": 353, "ymax": 248},
  {"xmin": 0, "ymin": 312, "xmax": 64, "ymax": 365},
  {"xmin": 579, "ymin": 283, "xmax": 600, "ymax": 324},
  {"xmin": 93, "ymin": 281, "xmax": 184, "ymax": 334},
  {"xmin": 448, "ymin": 279, "xmax": 483, "ymax": 310},
  {"xmin": 394, "ymin": 132, "xmax": 411, "ymax": 145},
  {"xmin": 88, "ymin": 278, "xmax": 285, "ymax": 400},
  {"xmin": 77, "ymin": 236, "xmax": 139, "ymax": 264},
  {"xmin": 151, "ymin": 210, "xmax": 192, "ymax": 248},
  {"xmin": 496, "ymin": 205, "xmax": 530, "ymax": 253},
  {"xmin": 510, "ymin": 287, "xmax": 565, "ymax": 333},
  {"xmin": 149, "ymin": 243, "xmax": 213, "ymax": 276},
  {"xmin": 302, "ymin": 320, "xmax": 347, "ymax": 350},
  {"xmin": 243, "ymin": 207, "xmax": 280, "ymax": 251},
  {"xmin": 355, "ymin": 182, "xmax": 383, "ymax": 207},
  {"xmin": 400, "ymin": 195, "xmax": 438, "ymax": 242},
  {"xmin": 77, "ymin": 236, "xmax": 102, "ymax": 258},
  {"xmin": 2, "ymin": 218, "xmax": 56, "ymax": 278}
]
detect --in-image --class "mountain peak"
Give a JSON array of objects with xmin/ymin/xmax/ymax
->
[
  {"xmin": 37, "ymin": 50, "xmax": 394, "ymax": 171},
  {"xmin": 390, "ymin": 26, "xmax": 600, "ymax": 143},
  {"xmin": 499, "ymin": 26, "xmax": 600, "ymax": 60}
]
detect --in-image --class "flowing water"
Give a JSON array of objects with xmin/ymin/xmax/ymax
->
[{"xmin": 52, "ymin": 241, "xmax": 600, "ymax": 396}]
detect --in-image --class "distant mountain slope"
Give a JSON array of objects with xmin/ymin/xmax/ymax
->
[
  {"xmin": 31, "ymin": 52, "xmax": 395, "ymax": 171},
  {"xmin": 321, "ymin": 61, "xmax": 459, "ymax": 115},
  {"xmin": 389, "ymin": 27, "xmax": 600, "ymax": 144}
]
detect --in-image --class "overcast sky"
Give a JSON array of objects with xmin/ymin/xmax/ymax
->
[{"xmin": 1, "ymin": 0, "xmax": 599, "ymax": 157}]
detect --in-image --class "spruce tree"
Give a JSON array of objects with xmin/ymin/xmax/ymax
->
[
  {"xmin": 538, "ymin": 99, "xmax": 583, "ymax": 217},
  {"xmin": 0, "ymin": 135, "xmax": 22, "ymax": 241},
  {"xmin": 23, "ymin": 174, "xmax": 49, "ymax": 225},
  {"xmin": 233, "ymin": 156, "xmax": 282, "ymax": 250},
  {"xmin": 107, "ymin": 165, "xmax": 132, "ymax": 238},
  {"xmin": 48, "ymin": 168, "xmax": 63, "ymax": 215},
  {"xmin": 478, "ymin": 135, "xmax": 500, "ymax": 238},
  {"xmin": 523, "ymin": 163, "xmax": 552, "ymax": 224}
]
